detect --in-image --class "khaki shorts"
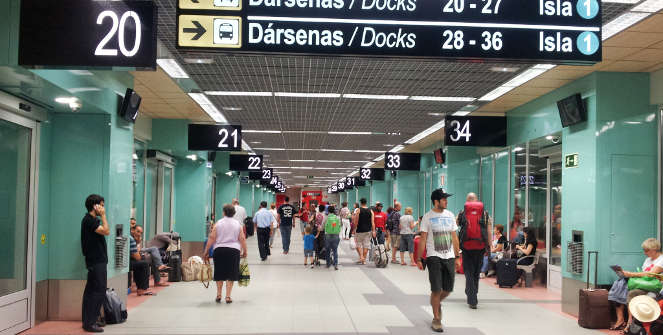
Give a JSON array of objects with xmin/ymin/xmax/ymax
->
[
  {"xmin": 355, "ymin": 232, "xmax": 371, "ymax": 249},
  {"xmin": 390, "ymin": 234, "xmax": 400, "ymax": 249}
]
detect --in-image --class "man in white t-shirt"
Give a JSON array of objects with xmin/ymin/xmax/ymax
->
[
  {"xmin": 416, "ymin": 189, "xmax": 460, "ymax": 333},
  {"xmin": 232, "ymin": 199, "xmax": 247, "ymax": 227}
]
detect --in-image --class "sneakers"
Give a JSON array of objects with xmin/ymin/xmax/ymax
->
[
  {"xmin": 469, "ymin": 304, "xmax": 477, "ymax": 309},
  {"xmin": 431, "ymin": 319, "xmax": 444, "ymax": 333},
  {"xmin": 479, "ymin": 273, "xmax": 486, "ymax": 279}
]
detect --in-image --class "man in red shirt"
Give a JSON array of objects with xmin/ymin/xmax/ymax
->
[{"xmin": 373, "ymin": 202, "xmax": 388, "ymax": 245}]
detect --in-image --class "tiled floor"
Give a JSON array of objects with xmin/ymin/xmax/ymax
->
[{"xmin": 26, "ymin": 236, "xmax": 607, "ymax": 335}]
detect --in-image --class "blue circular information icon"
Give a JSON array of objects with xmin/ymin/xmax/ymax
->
[
  {"xmin": 577, "ymin": 32, "xmax": 599, "ymax": 55},
  {"xmin": 577, "ymin": 0, "xmax": 599, "ymax": 19}
]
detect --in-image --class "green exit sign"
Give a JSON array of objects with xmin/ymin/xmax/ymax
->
[{"xmin": 565, "ymin": 153, "xmax": 579, "ymax": 168}]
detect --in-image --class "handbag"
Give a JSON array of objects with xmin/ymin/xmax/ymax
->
[
  {"xmin": 628, "ymin": 276, "xmax": 663, "ymax": 293},
  {"xmin": 239, "ymin": 258, "xmax": 250, "ymax": 287},
  {"xmin": 200, "ymin": 263, "xmax": 213, "ymax": 288}
]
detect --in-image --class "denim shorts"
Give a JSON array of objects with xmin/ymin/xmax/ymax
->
[
  {"xmin": 304, "ymin": 250, "xmax": 314, "ymax": 257},
  {"xmin": 399, "ymin": 234, "xmax": 414, "ymax": 253}
]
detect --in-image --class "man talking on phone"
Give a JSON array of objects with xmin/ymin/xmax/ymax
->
[{"xmin": 81, "ymin": 194, "xmax": 110, "ymax": 333}]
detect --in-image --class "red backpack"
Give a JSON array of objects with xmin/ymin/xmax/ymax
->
[{"xmin": 460, "ymin": 202, "xmax": 486, "ymax": 251}]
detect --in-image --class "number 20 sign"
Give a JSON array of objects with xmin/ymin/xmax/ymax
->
[{"xmin": 188, "ymin": 124, "xmax": 243, "ymax": 151}]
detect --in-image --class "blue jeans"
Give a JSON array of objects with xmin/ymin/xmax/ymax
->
[
  {"xmin": 481, "ymin": 252, "xmax": 499, "ymax": 273},
  {"xmin": 325, "ymin": 234, "xmax": 340, "ymax": 266},
  {"xmin": 280, "ymin": 225, "xmax": 293, "ymax": 253}
]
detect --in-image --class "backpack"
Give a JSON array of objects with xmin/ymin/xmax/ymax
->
[
  {"xmin": 458, "ymin": 202, "xmax": 488, "ymax": 251},
  {"xmin": 103, "ymin": 288, "xmax": 127, "ymax": 324}
]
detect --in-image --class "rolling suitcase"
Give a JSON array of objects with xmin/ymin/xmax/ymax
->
[
  {"xmin": 578, "ymin": 251, "xmax": 610, "ymax": 329},
  {"xmin": 168, "ymin": 254, "xmax": 182, "ymax": 282},
  {"xmin": 244, "ymin": 217, "xmax": 254, "ymax": 237},
  {"xmin": 496, "ymin": 259, "xmax": 519, "ymax": 288}
]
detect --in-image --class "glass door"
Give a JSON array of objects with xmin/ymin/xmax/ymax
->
[
  {"xmin": 158, "ymin": 163, "xmax": 174, "ymax": 234},
  {"xmin": 0, "ymin": 111, "xmax": 37, "ymax": 334},
  {"xmin": 146, "ymin": 161, "xmax": 158, "ymax": 240},
  {"xmin": 548, "ymin": 159, "xmax": 563, "ymax": 291}
]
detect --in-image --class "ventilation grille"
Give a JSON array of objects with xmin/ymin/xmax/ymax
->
[
  {"xmin": 567, "ymin": 242, "xmax": 584, "ymax": 275},
  {"xmin": 115, "ymin": 236, "xmax": 128, "ymax": 269}
]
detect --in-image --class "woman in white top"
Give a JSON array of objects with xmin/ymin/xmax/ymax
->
[
  {"xmin": 399, "ymin": 207, "xmax": 417, "ymax": 266},
  {"xmin": 612, "ymin": 238, "xmax": 663, "ymax": 331},
  {"xmin": 269, "ymin": 203, "xmax": 279, "ymax": 248},
  {"xmin": 204, "ymin": 204, "xmax": 247, "ymax": 304}
]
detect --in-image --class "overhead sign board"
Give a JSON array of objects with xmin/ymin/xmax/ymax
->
[
  {"xmin": 384, "ymin": 152, "xmax": 421, "ymax": 171},
  {"xmin": 188, "ymin": 124, "xmax": 243, "ymax": 151},
  {"xmin": 20, "ymin": 0, "xmax": 157, "ymax": 69},
  {"xmin": 359, "ymin": 168, "xmax": 385, "ymax": 181},
  {"xmin": 177, "ymin": 0, "xmax": 601, "ymax": 63},
  {"xmin": 445, "ymin": 116, "xmax": 507, "ymax": 147},
  {"xmin": 229, "ymin": 154, "xmax": 263, "ymax": 171}
]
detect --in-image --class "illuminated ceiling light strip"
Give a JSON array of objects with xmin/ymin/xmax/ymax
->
[
  {"xmin": 409, "ymin": 96, "xmax": 476, "ymax": 102},
  {"xmin": 275, "ymin": 92, "xmax": 341, "ymax": 98},
  {"xmin": 404, "ymin": 120, "xmax": 446, "ymax": 145},
  {"xmin": 247, "ymin": 16, "xmax": 601, "ymax": 32},
  {"xmin": 157, "ymin": 59, "xmax": 189, "ymax": 79},
  {"xmin": 188, "ymin": 93, "xmax": 228, "ymax": 123},
  {"xmin": 255, "ymin": 148, "xmax": 382, "ymax": 153},
  {"xmin": 204, "ymin": 91, "xmax": 273, "ymax": 96},
  {"xmin": 343, "ymin": 94, "xmax": 409, "ymax": 100},
  {"xmin": 602, "ymin": 12, "xmax": 650, "ymax": 40},
  {"xmin": 389, "ymin": 145, "xmax": 405, "ymax": 153},
  {"xmin": 373, "ymin": 154, "xmax": 385, "ymax": 162},
  {"xmin": 243, "ymin": 130, "xmax": 283, "ymax": 134},
  {"xmin": 632, "ymin": 0, "xmax": 663, "ymax": 12},
  {"xmin": 328, "ymin": 131, "xmax": 373, "ymax": 135},
  {"xmin": 478, "ymin": 86, "xmax": 515, "ymax": 102},
  {"xmin": 452, "ymin": 111, "xmax": 472, "ymax": 116},
  {"xmin": 353, "ymin": 150, "xmax": 384, "ymax": 153},
  {"xmin": 241, "ymin": 140, "xmax": 253, "ymax": 153}
]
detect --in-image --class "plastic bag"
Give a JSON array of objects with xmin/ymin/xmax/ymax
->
[
  {"xmin": 239, "ymin": 258, "xmax": 250, "ymax": 287},
  {"xmin": 628, "ymin": 276, "xmax": 663, "ymax": 293}
]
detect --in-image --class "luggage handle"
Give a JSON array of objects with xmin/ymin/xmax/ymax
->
[{"xmin": 586, "ymin": 251, "xmax": 599, "ymax": 290}]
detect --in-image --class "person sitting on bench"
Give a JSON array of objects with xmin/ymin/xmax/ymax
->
[
  {"xmin": 129, "ymin": 229, "xmax": 154, "ymax": 296},
  {"xmin": 131, "ymin": 225, "xmax": 170, "ymax": 287}
]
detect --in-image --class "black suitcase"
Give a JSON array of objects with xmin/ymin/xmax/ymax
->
[
  {"xmin": 244, "ymin": 217, "xmax": 254, "ymax": 237},
  {"xmin": 496, "ymin": 259, "xmax": 519, "ymax": 288},
  {"xmin": 168, "ymin": 254, "xmax": 182, "ymax": 282},
  {"xmin": 578, "ymin": 251, "xmax": 610, "ymax": 329}
]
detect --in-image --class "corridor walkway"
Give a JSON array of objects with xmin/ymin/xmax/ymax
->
[{"xmin": 106, "ymin": 234, "xmax": 601, "ymax": 335}]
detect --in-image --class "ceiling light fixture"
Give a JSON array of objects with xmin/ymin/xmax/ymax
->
[
  {"xmin": 275, "ymin": 92, "xmax": 341, "ymax": 98},
  {"xmin": 428, "ymin": 113, "xmax": 444, "ymax": 117},
  {"xmin": 490, "ymin": 67, "xmax": 520, "ymax": 73},
  {"xmin": 188, "ymin": 93, "xmax": 228, "ymax": 123},
  {"xmin": 404, "ymin": 120, "xmax": 446, "ymax": 145},
  {"xmin": 243, "ymin": 130, "xmax": 283, "ymax": 134},
  {"xmin": 409, "ymin": 96, "xmax": 476, "ymax": 102},
  {"xmin": 222, "ymin": 107, "xmax": 243, "ymax": 111},
  {"xmin": 343, "ymin": 94, "xmax": 409, "ymax": 100},
  {"xmin": 389, "ymin": 145, "xmax": 405, "ymax": 153},
  {"xmin": 183, "ymin": 58, "xmax": 215, "ymax": 64},
  {"xmin": 250, "ymin": 141, "xmax": 262, "ymax": 144},
  {"xmin": 328, "ymin": 131, "xmax": 372, "ymax": 135},
  {"xmin": 373, "ymin": 154, "xmax": 385, "ymax": 162},
  {"xmin": 602, "ymin": 12, "xmax": 650, "ymax": 40},
  {"xmin": 204, "ymin": 91, "xmax": 273, "ymax": 97},
  {"xmin": 55, "ymin": 97, "xmax": 78, "ymax": 104},
  {"xmin": 452, "ymin": 111, "xmax": 472, "ymax": 116},
  {"xmin": 69, "ymin": 70, "xmax": 94, "ymax": 76},
  {"xmin": 632, "ymin": 0, "xmax": 663, "ymax": 12},
  {"xmin": 156, "ymin": 59, "xmax": 189, "ymax": 79},
  {"xmin": 186, "ymin": 154, "xmax": 197, "ymax": 161},
  {"xmin": 478, "ymin": 64, "xmax": 555, "ymax": 101}
]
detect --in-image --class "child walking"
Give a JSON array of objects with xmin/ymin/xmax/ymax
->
[{"xmin": 303, "ymin": 226, "xmax": 315, "ymax": 267}]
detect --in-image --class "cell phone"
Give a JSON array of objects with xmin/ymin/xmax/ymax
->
[{"xmin": 610, "ymin": 265, "xmax": 623, "ymax": 273}]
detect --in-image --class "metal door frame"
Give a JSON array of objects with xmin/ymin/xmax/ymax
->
[
  {"xmin": 0, "ymin": 110, "xmax": 38, "ymax": 334},
  {"xmin": 546, "ymin": 152, "xmax": 563, "ymax": 291}
]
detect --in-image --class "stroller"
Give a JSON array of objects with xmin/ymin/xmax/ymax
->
[{"xmin": 313, "ymin": 228, "xmax": 327, "ymax": 266}]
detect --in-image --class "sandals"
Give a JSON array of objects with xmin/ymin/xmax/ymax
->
[
  {"xmin": 609, "ymin": 323, "xmax": 625, "ymax": 331},
  {"xmin": 215, "ymin": 296, "xmax": 222, "ymax": 303},
  {"xmin": 225, "ymin": 297, "xmax": 233, "ymax": 304},
  {"xmin": 137, "ymin": 291, "xmax": 155, "ymax": 296}
]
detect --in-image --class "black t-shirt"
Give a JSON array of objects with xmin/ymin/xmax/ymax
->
[
  {"xmin": 81, "ymin": 213, "xmax": 108, "ymax": 267},
  {"xmin": 278, "ymin": 204, "xmax": 296, "ymax": 226},
  {"xmin": 494, "ymin": 235, "xmax": 507, "ymax": 249},
  {"xmin": 357, "ymin": 207, "xmax": 372, "ymax": 233},
  {"xmin": 518, "ymin": 240, "xmax": 538, "ymax": 265}
]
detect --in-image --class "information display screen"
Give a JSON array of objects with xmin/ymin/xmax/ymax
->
[
  {"xmin": 20, "ymin": 0, "xmax": 157, "ymax": 69},
  {"xmin": 384, "ymin": 152, "xmax": 421, "ymax": 171},
  {"xmin": 444, "ymin": 116, "xmax": 507, "ymax": 146},
  {"xmin": 177, "ymin": 0, "xmax": 601, "ymax": 63},
  {"xmin": 229, "ymin": 154, "xmax": 263, "ymax": 171},
  {"xmin": 188, "ymin": 124, "xmax": 243, "ymax": 151},
  {"xmin": 359, "ymin": 168, "xmax": 385, "ymax": 181}
]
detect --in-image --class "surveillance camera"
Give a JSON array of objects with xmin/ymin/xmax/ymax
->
[
  {"xmin": 68, "ymin": 101, "xmax": 82, "ymax": 112},
  {"xmin": 551, "ymin": 136, "xmax": 560, "ymax": 144}
]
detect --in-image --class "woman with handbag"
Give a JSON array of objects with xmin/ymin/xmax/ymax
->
[
  {"xmin": 613, "ymin": 238, "xmax": 663, "ymax": 332},
  {"xmin": 204, "ymin": 204, "xmax": 248, "ymax": 304}
]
